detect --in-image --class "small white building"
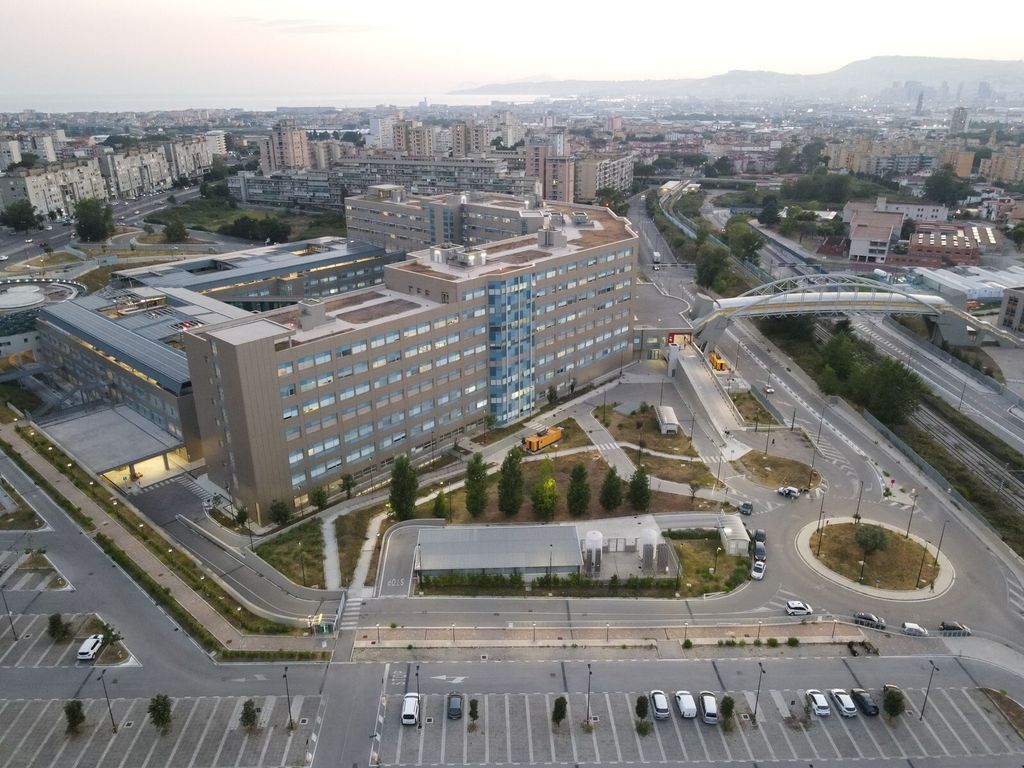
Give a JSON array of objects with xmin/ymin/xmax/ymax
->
[{"xmin": 719, "ymin": 514, "xmax": 751, "ymax": 557}]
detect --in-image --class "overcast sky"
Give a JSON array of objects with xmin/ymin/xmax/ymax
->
[{"xmin": 6, "ymin": 0, "xmax": 1023, "ymax": 111}]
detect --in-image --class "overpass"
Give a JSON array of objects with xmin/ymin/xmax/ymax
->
[{"xmin": 690, "ymin": 273, "xmax": 1020, "ymax": 348}]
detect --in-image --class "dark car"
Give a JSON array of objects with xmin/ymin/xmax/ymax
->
[
  {"xmin": 446, "ymin": 692, "xmax": 464, "ymax": 720},
  {"xmin": 849, "ymin": 688, "xmax": 879, "ymax": 716},
  {"xmin": 939, "ymin": 621, "xmax": 971, "ymax": 635},
  {"xmin": 853, "ymin": 612, "xmax": 886, "ymax": 630},
  {"xmin": 738, "ymin": 502, "xmax": 753, "ymax": 516},
  {"xmin": 753, "ymin": 529, "xmax": 767, "ymax": 543},
  {"xmin": 752, "ymin": 541, "xmax": 766, "ymax": 562}
]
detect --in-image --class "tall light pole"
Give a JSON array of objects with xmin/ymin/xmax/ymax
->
[
  {"xmin": 858, "ymin": 559, "xmax": 867, "ymax": 583},
  {"xmin": 817, "ymin": 520, "xmax": 829, "ymax": 557},
  {"xmin": 917, "ymin": 540, "xmax": 931, "ymax": 587},
  {"xmin": 763, "ymin": 418, "xmax": 772, "ymax": 455},
  {"xmin": 815, "ymin": 403, "xmax": 828, "ymax": 445},
  {"xmin": 99, "ymin": 669, "xmax": 117, "ymax": 733},
  {"xmin": 957, "ymin": 379, "xmax": 968, "ymax": 412},
  {"xmin": 585, "ymin": 663, "xmax": 593, "ymax": 725},
  {"xmin": 920, "ymin": 661, "xmax": 939, "ymax": 720},
  {"xmin": 752, "ymin": 663, "xmax": 766, "ymax": 723},
  {"xmin": 713, "ymin": 547, "xmax": 722, "ymax": 575},
  {"xmin": 904, "ymin": 490, "xmax": 918, "ymax": 538},
  {"xmin": 283, "ymin": 666, "xmax": 294, "ymax": 730},
  {"xmin": 0, "ymin": 584, "xmax": 17, "ymax": 640},
  {"xmin": 934, "ymin": 519, "xmax": 950, "ymax": 572},
  {"xmin": 854, "ymin": 480, "xmax": 864, "ymax": 523},
  {"xmin": 299, "ymin": 544, "xmax": 307, "ymax": 587}
]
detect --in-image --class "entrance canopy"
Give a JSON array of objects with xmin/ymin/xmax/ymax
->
[{"xmin": 40, "ymin": 405, "xmax": 183, "ymax": 474}]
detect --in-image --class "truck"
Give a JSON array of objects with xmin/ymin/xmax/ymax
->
[
  {"xmin": 523, "ymin": 426, "xmax": 563, "ymax": 453},
  {"xmin": 652, "ymin": 251, "xmax": 662, "ymax": 264}
]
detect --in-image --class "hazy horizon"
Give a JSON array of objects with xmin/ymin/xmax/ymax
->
[{"xmin": 5, "ymin": 0, "xmax": 1023, "ymax": 112}]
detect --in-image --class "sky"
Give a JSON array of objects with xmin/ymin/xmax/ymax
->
[{"xmin": 5, "ymin": 0, "xmax": 1024, "ymax": 112}]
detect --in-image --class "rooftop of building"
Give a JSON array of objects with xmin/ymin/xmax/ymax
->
[
  {"xmin": 112, "ymin": 237, "xmax": 385, "ymax": 292},
  {"xmin": 416, "ymin": 524, "xmax": 583, "ymax": 573}
]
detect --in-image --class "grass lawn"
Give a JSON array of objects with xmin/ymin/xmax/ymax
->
[
  {"xmin": 364, "ymin": 513, "xmax": 392, "ymax": 587},
  {"xmin": 0, "ymin": 383, "xmax": 41, "ymax": 423},
  {"xmin": 637, "ymin": 454, "xmax": 716, "ymax": 487},
  {"xmin": 810, "ymin": 522, "xmax": 939, "ymax": 590},
  {"xmin": 669, "ymin": 535, "xmax": 749, "ymax": 597},
  {"xmin": 136, "ymin": 232, "xmax": 206, "ymax": 245},
  {"xmin": 737, "ymin": 451, "xmax": 820, "ymax": 489},
  {"xmin": 19, "ymin": 251, "xmax": 78, "ymax": 269},
  {"xmin": 335, "ymin": 507, "xmax": 377, "ymax": 588},
  {"xmin": 256, "ymin": 518, "xmax": 326, "ymax": 588},
  {"xmin": 77, "ymin": 260, "xmax": 167, "ymax": 292},
  {"xmin": 594, "ymin": 403, "xmax": 697, "ymax": 457},
  {"xmin": 145, "ymin": 199, "xmax": 347, "ymax": 240},
  {"xmin": 731, "ymin": 392, "xmax": 776, "ymax": 425},
  {"xmin": 542, "ymin": 418, "xmax": 593, "ymax": 451},
  {"xmin": 16, "ymin": 551, "xmax": 53, "ymax": 570}
]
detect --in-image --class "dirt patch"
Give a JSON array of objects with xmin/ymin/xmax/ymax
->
[
  {"xmin": 595, "ymin": 404, "xmax": 697, "ymax": 457},
  {"xmin": 737, "ymin": 451, "xmax": 820, "ymax": 489},
  {"xmin": 730, "ymin": 392, "xmax": 777, "ymax": 425},
  {"xmin": 670, "ymin": 537, "xmax": 748, "ymax": 596},
  {"xmin": 96, "ymin": 641, "xmax": 130, "ymax": 665},
  {"xmin": 810, "ymin": 522, "xmax": 939, "ymax": 590},
  {"xmin": 982, "ymin": 688, "xmax": 1024, "ymax": 740},
  {"xmin": 638, "ymin": 454, "xmax": 716, "ymax": 487},
  {"xmin": 335, "ymin": 506, "xmax": 377, "ymax": 587}
]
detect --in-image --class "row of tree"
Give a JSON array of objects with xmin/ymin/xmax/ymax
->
[
  {"xmin": 64, "ymin": 693, "xmax": 267, "ymax": 736},
  {"xmin": 218, "ymin": 215, "xmax": 291, "ymax": 244}
]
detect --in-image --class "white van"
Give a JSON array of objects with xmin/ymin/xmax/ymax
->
[
  {"xmin": 699, "ymin": 691, "xmax": 718, "ymax": 724},
  {"xmin": 401, "ymin": 693, "xmax": 420, "ymax": 726},
  {"xmin": 77, "ymin": 634, "xmax": 103, "ymax": 661},
  {"xmin": 674, "ymin": 691, "xmax": 697, "ymax": 718}
]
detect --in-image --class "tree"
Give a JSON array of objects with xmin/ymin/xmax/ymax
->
[
  {"xmin": 308, "ymin": 486, "xmax": 328, "ymax": 511},
  {"xmin": 822, "ymin": 332, "xmax": 861, "ymax": 381},
  {"xmin": 551, "ymin": 696, "xmax": 567, "ymax": 730},
  {"xmin": 900, "ymin": 216, "xmax": 917, "ymax": 240},
  {"xmin": 863, "ymin": 357, "xmax": 926, "ymax": 427},
  {"xmin": 0, "ymin": 199, "xmax": 37, "ymax": 232},
  {"xmin": 268, "ymin": 499, "xmax": 293, "ymax": 527},
  {"xmin": 234, "ymin": 506, "xmax": 249, "ymax": 527},
  {"xmin": 342, "ymin": 474, "xmax": 354, "ymax": 499},
  {"xmin": 567, "ymin": 462, "xmax": 590, "ymax": 518},
  {"xmin": 64, "ymin": 699, "xmax": 86, "ymax": 734},
  {"xmin": 162, "ymin": 215, "xmax": 189, "ymax": 243},
  {"xmin": 546, "ymin": 385, "xmax": 557, "ymax": 406},
  {"xmin": 627, "ymin": 466, "xmax": 652, "ymax": 512},
  {"xmin": 924, "ymin": 166, "xmax": 971, "ymax": 207},
  {"xmin": 74, "ymin": 198, "xmax": 115, "ymax": 242},
  {"xmin": 531, "ymin": 458, "xmax": 559, "ymax": 521},
  {"xmin": 388, "ymin": 455, "xmax": 418, "ymax": 521},
  {"xmin": 1008, "ymin": 222, "xmax": 1024, "ymax": 251},
  {"xmin": 855, "ymin": 524, "xmax": 889, "ymax": 557},
  {"xmin": 148, "ymin": 693, "xmax": 173, "ymax": 734},
  {"xmin": 635, "ymin": 694, "xmax": 649, "ymax": 720},
  {"xmin": 47, "ymin": 612, "xmax": 71, "ymax": 642},
  {"xmin": 725, "ymin": 217, "xmax": 766, "ymax": 263},
  {"xmin": 883, "ymin": 687, "xmax": 906, "ymax": 721},
  {"xmin": 595, "ymin": 186, "xmax": 629, "ymax": 216},
  {"xmin": 757, "ymin": 196, "xmax": 780, "ymax": 226},
  {"xmin": 599, "ymin": 467, "xmax": 622, "ymax": 512},
  {"xmin": 497, "ymin": 447, "xmax": 524, "ymax": 518},
  {"xmin": 695, "ymin": 243, "xmax": 729, "ymax": 289},
  {"xmin": 720, "ymin": 695, "xmax": 735, "ymax": 722},
  {"xmin": 464, "ymin": 452, "xmax": 488, "ymax": 518},
  {"xmin": 432, "ymin": 488, "xmax": 448, "ymax": 519},
  {"xmin": 711, "ymin": 156, "xmax": 735, "ymax": 176},
  {"xmin": 469, "ymin": 698, "xmax": 479, "ymax": 723},
  {"xmin": 239, "ymin": 698, "xmax": 258, "ymax": 732}
]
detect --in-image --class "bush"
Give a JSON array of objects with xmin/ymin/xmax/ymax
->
[
  {"xmin": 682, "ymin": 638, "xmax": 693, "ymax": 650},
  {"xmin": 552, "ymin": 696, "xmax": 567, "ymax": 729},
  {"xmin": 240, "ymin": 699, "xmax": 258, "ymax": 732},
  {"xmin": 720, "ymin": 695, "xmax": 735, "ymax": 721},
  {"xmin": 754, "ymin": 638, "xmax": 762, "ymax": 647},
  {"xmin": 64, "ymin": 699, "xmax": 85, "ymax": 733},
  {"xmin": 469, "ymin": 698, "xmax": 479, "ymax": 722},
  {"xmin": 635, "ymin": 694, "xmax": 649, "ymax": 720},
  {"xmin": 48, "ymin": 613, "xmax": 72, "ymax": 642},
  {"xmin": 787, "ymin": 637, "xmax": 800, "ymax": 647},
  {"xmin": 635, "ymin": 719, "xmax": 652, "ymax": 736},
  {"xmin": 766, "ymin": 638, "xmax": 779, "ymax": 648},
  {"xmin": 148, "ymin": 693, "xmax": 173, "ymax": 733}
]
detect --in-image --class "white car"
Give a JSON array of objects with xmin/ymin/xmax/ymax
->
[
  {"xmin": 77, "ymin": 634, "xmax": 104, "ymax": 661},
  {"xmin": 901, "ymin": 621, "xmax": 929, "ymax": 637},
  {"xmin": 751, "ymin": 560, "xmax": 766, "ymax": 581},
  {"xmin": 777, "ymin": 486, "xmax": 800, "ymax": 499},
  {"xmin": 763, "ymin": 384, "xmax": 775, "ymax": 394},
  {"xmin": 806, "ymin": 689, "xmax": 830, "ymax": 717},
  {"xmin": 829, "ymin": 689, "xmax": 857, "ymax": 717},
  {"xmin": 674, "ymin": 691, "xmax": 697, "ymax": 718},
  {"xmin": 785, "ymin": 600, "xmax": 812, "ymax": 616},
  {"xmin": 650, "ymin": 690, "xmax": 671, "ymax": 720}
]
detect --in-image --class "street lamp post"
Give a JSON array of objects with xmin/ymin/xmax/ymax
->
[
  {"xmin": 606, "ymin": 623, "xmax": 610, "ymax": 642},
  {"xmin": 763, "ymin": 419, "xmax": 772, "ymax": 455},
  {"xmin": 756, "ymin": 620, "xmax": 762, "ymax": 642},
  {"xmin": 905, "ymin": 491, "xmax": 918, "ymax": 538},
  {"xmin": 585, "ymin": 663, "xmax": 593, "ymax": 725},
  {"xmin": 917, "ymin": 540, "xmax": 931, "ymax": 587},
  {"xmin": 832, "ymin": 619, "xmax": 838, "ymax": 639},
  {"xmin": 817, "ymin": 520, "xmax": 829, "ymax": 557},
  {"xmin": 532, "ymin": 622, "xmax": 537, "ymax": 643},
  {"xmin": 684, "ymin": 622, "xmax": 689, "ymax": 643},
  {"xmin": 0, "ymin": 584, "xmax": 17, "ymax": 641},
  {"xmin": 99, "ymin": 669, "xmax": 117, "ymax": 733},
  {"xmin": 548, "ymin": 544, "xmax": 553, "ymax": 580},
  {"xmin": 376, "ymin": 623, "xmax": 381, "ymax": 644},
  {"xmin": 451, "ymin": 624, "xmax": 456, "ymax": 645},
  {"xmin": 920, "ymin": 661, "xmax": 939, "ymax": 720},
  {"xmin": 957, "ymin": 379, "xmax": 968, "ymax": 412},
  {"xmin": 854, "ymin": 480, "xmax": 864, "ymax": 523},
  {"xmin": 713, "ymin": 547, "xmax": 722, "ymax": 575},
  {"xmin": 815, "ymin": 403, "xmax": 828, "ymax": 445},
  {"xmin": 283, "ymin": 666, "xmax": 294, "ymax": 730},
  {"xmin": 299, "ymin": 545, "xmax": 307, "ymax": 587},
  {"xmin": 752, "ymin": 663, "xmax": 766, "ymax": 724},
  {"xmin": 858, "ymin": 559, "xmax": 867, "ymax": 583},
  {"xmin": 934, "ymin": 519, "xmax": 950, "ymax": 566}
]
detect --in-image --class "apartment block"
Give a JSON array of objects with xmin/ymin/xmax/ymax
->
[
  {"xmin": 258, "ymin": 119, "xmax": 311, "ymax": 174},
  {"xmin": 392, "ymin": 121, "xmax": 436, "ymax": 157},
  {"xmin": 574, "ymin": 153, "xmax": 635, "ymax": 203},
  {"xmin": 451, "ymin": 121, "xmax": 490, "ymax": 157},
  {"xmin": 872, "ymin": 196, "xmax": 948, "ymax": 223},
  {"xmin": 0, "ymin": 159, "xmax": 107, "ymax": 217},
  {"xmin": 951, "ymin": 107, "xmax": 970, "ymax": 133},
  {"xmin": 543, "ymin": 156, "xmax": 575, "ymax": 203},
  {"xmin": 229, "ymin": 170, "xmax": 346, "ymax": 212},
  {"xmin": 162, "ymin": 137, "xmax": 212, "ymax": 181},
  {"xmin": 97, "ymin": 146, "xmax": 173, "ymax": 199},
  {"xmin": 940, "ymin": 149, "xmax": 975, "ymax": 178},
  {"xmin": 979, "ymin": 148, "xmax": 1024, "ymax": 184},
  {"xmin": 204, "ymin": 130, "xmax": 227, "ymax": 157},
  {"xmin": 310, "ymin": 140, "xmax": 356, "ymax": 170},
  {"xmin": 0, "ymin": 140, "xmax": 21, "ymax": 168},
  {"xmin": 329, "ymin": 155, "xmax": 540, "ymax": 197},
  {"xmin": 842, "ymin": 201, "xmax": 905, "ymax": 263},
  {"xmin": 20, "ymin": 135, "xmax": 57, "ymax": 163},
  {"xmin": 346, "ymin": 185, "xmax": 548, "ymax": 253},
  {"xmin": 183, "ymin": 204, "xmax": 637, "ymax": 519},
  {"xmin": 369, "ymin": 116, "xmax": 396, "ymax": 150}
]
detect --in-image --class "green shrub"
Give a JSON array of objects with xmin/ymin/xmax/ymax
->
[
  {"xmin": 787, "ymin": 637, "xmax": 800, "ymax": 647},
  {"xmin": 682, "ymin": 638, "xmax": 693, "ymax": 649},
  {"xmin": 766, "ymin": 637, "xmax": 779, "ymax": 648}
]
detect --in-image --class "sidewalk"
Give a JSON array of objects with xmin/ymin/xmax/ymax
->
[{"xmin": 0, "ymin": 422, "xmax": 324, "ymax": 653}]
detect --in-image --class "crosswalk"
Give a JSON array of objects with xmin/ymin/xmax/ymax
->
[
  {"xmin": 133, "ymin": 473, "xmax": 216, "ymax": 502},
  {"xmin": 337, "ymin": 594, "xmax": 362, "ymax": 631},
  {"xmin": 765, "ymin": 587, "xmax": 809, "ymax": 613},
  {"xmin": 1006, "ymin": 570, "xmax": 1024, "ymax": 620}
]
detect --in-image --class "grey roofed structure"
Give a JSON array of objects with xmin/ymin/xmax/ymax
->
[
  {"xmin": 41, "ymin": 405, "xmax": 183, "ymax": 473},
  {"xmin": 416, "ymin": 524, "xmax": 583, "ymax": 580}
]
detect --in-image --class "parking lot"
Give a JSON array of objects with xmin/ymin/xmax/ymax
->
[
  {"xmin": 0, "ymin": 694, "xmax": 321, "ymax": 768},
  {"xmin": 0, "ymin": 613, "xmax": 109, "ymax": 668},
  {"xmin": 374, "ymin": 686, "xmax": 1023, "ymax": 765}
]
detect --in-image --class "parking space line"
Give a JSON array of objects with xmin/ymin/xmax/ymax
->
[
  {"xmin": 668, "ymin": 709, "xmax": 688, "ymax": 762},
  {"xmin": 255, "ymin": 700, "xmax": 278, "ymax": 768},
  {"xmin": 650, "ymin": 713, "xmax": 667, "ymax": 762},
  {"xmin": 711, "ymin": 715, "xmax": 732, "ymax": 761},
  {"xmin": 936, "ymin": 689, "xmax": 990, "ymax": 754},
  {"xmin": 927, "ymin": 692, "xmax": 972, "ymax": 754},
  {"xmin": 732, "ymin": 710, "xmax": 754, "ymax": 761},
  {"xmin": 416, "ymin": 707, "xmax": 426, "ymax": 766},
  {"xmin": 585, "ymin": 698, "xmax": 601, "ymax": 765},
  {"xmin": 504, "ymin": 693, "xmax": 511, "ymax": 764},
  {"xmin": 565, "ymin": 697, "xmax": 580, "ymax": 764},
  {"xmin": 835, "ymin": 715, "xmax": 864, "ymax": 758},
  {"xmin": 25, "ymin": 702, "xmax": 66, "ymax": 768},
  {"xmin": 602, "ymin": 693, "xmax": 622, "ymax": 764},
  {"xmin": 67, "ymin": 702, "xmax": 107, "ymax": 768},
  {"xmin": 1, "ymin": 700, "xmax": 52, "ymax": 768},
  {"xmin": 690, "ymin": 715, "xmax": 710, "ymax": 761},
  {"xmin": 9, "ymin": 616, "xmax": 46, "ymax": 666},
  {"xmin": 54, "ymin": 636, "xmax": 81, "ymax": 667},
  {"xmin": 891, "ymin": 695, "xmax": 928, "ymax": 757},
  {"xmin": 816, "ymin": 716, "xmax": 843, "ymax": 758},
  {"xmin": 395, "ymin": 706, "xmax": 406, "ymax": 766},
  {"xmin": 962, "ymin": 688, "xmax": 1015, "ymax": 752},
  {"xmin": 116, "ymin": 700, "xmax": 151, "ymax": 768},
  {"xmin": 850, "ymin": 712, "xmax": 886, "ymax": 758},
  {"xmin": 482, "ymin": 694, "xmax": 489, "ymax": 765},
  {"xmin": 208, "ymin": 699, "xmax": 238, "ymax": 768},
  {"xmin": 916, "ymin": 708, "xmax": 952, "ymax": 755},
  {"xmin": 48, "ymin": 701, "xmax": 98, "ymax": 768},
  {"xmin": 164, "ymin": 697, "xmax": 201, "ymax": 767},
  {"xmin": 461, "ymin": 697, "xmax": 468, "ymax": 766},
  {"xmin": 523, "ymin": 695, "xmax": 533, "ymax": 765},
  {"xmin": 545, "ymin": 694, "xmax": 556, "ymax": 764},
  {"xmin": 623, "ymin": 693, "xmax": 645, "ymax": 762},
  {"xmin": 797, "ymin": 720, "xmax": 820, "ymax": 761},
  {"xmin": 186, "ymin": 697, "xmax": 222, "ymax": 768},
  {"xmin": 94, "ymin": 700, "xmax": 135, "ymax": 768},
  {"xmin": 439, "ymin": 698, "xmax": 448, "ymax": 765},
  {"xmin": 773, "ymin": 722, "xmax": 798, "ymax": 761}
]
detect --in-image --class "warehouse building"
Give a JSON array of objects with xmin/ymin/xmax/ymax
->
[{"xmin": 415, "ymin": 525, "xmax": 583, "ymax": 581}]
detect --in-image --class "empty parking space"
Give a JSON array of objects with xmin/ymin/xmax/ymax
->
[
  {"xmin": 0, "ymin": 695, "xmax": 321, "ymax": 768},
  {"xmin": 373, "ymin": 686, "xmax": 1024, "ymax": 766},
  {"xmin": 0, "ymin": 614, "xmax": 122, "ymax": 669}
]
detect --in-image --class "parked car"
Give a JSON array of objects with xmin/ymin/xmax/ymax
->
[
  {"xmin": 699, "ymin": 691, "xmax": 718, "ymax": 724},
  {"xmin": 853, "ymin": 612, "xmax": 886, "ymax": 630},
  {"xmin": 674, "ymin": 691, "xmax": 697, "ymax": 718},
  {"xmin": 763, "ymin": 384, "xmax": 775, "ymax": 394},
  {"xmin": 777, "ymin": 486, "xmax": 800, "ymax": 499},
  {"xmin": 738, "ymin": 502, "xmax": 753, "ymax": 516},
  {"xmin": 752, "ymin": 541, "xmax": 767, "ymax": 562},
  {"xmin": 446, "ymin": 692, "xmax": 464, "ymax": 720},
  {"xmin": 901, "ymin": 621, "xmax": 929, "ymax": 637},
  {"xmin": 785, "ymin": 600, "xmax": 812, "ymax": 616},
  {"xmin": 650, "ymin": 690, "xmax": 671, "ymax": 720},
  {"xmin": 753, "ymin": 529, "xmax": 766, "ymax": 543},
  {"xmin": 829, "ymin": 689, "xmax": 858, "ymax": 717},
  {"xmin": 77, "ymin": 634, "xmax": 104, "ymax": 661},
  {"xmin": 849, "ymin": 688, "xmax": 879, "ymax": 716},
  {"xmin": 939, "ymin": 620, "xmax": 971, "ymax": 635},
  {"xmin": 401, "ymin": 693, "xmax": 420, "ymax": 725},
  {"xmin": 806, "ymin": 689, "xmax": 830, "ymax": 717},
  {"xmin": 751, "ymin": 560, "xmax": 766, "ymax": 581}
]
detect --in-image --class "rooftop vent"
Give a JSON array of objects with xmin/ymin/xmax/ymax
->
[{"xmin": 297, "ymin": 298, "xmax": 327, "ymax": 331}]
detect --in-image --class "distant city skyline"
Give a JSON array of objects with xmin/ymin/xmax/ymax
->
[{"xmin": 4, "ymin": 0, "xmax": 1023, "ymax": 112}]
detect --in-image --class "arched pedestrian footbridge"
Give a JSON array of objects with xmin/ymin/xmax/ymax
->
[{"xmin": 691, "ymin": 273, "xmax": 1019, "ymax": 347}]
